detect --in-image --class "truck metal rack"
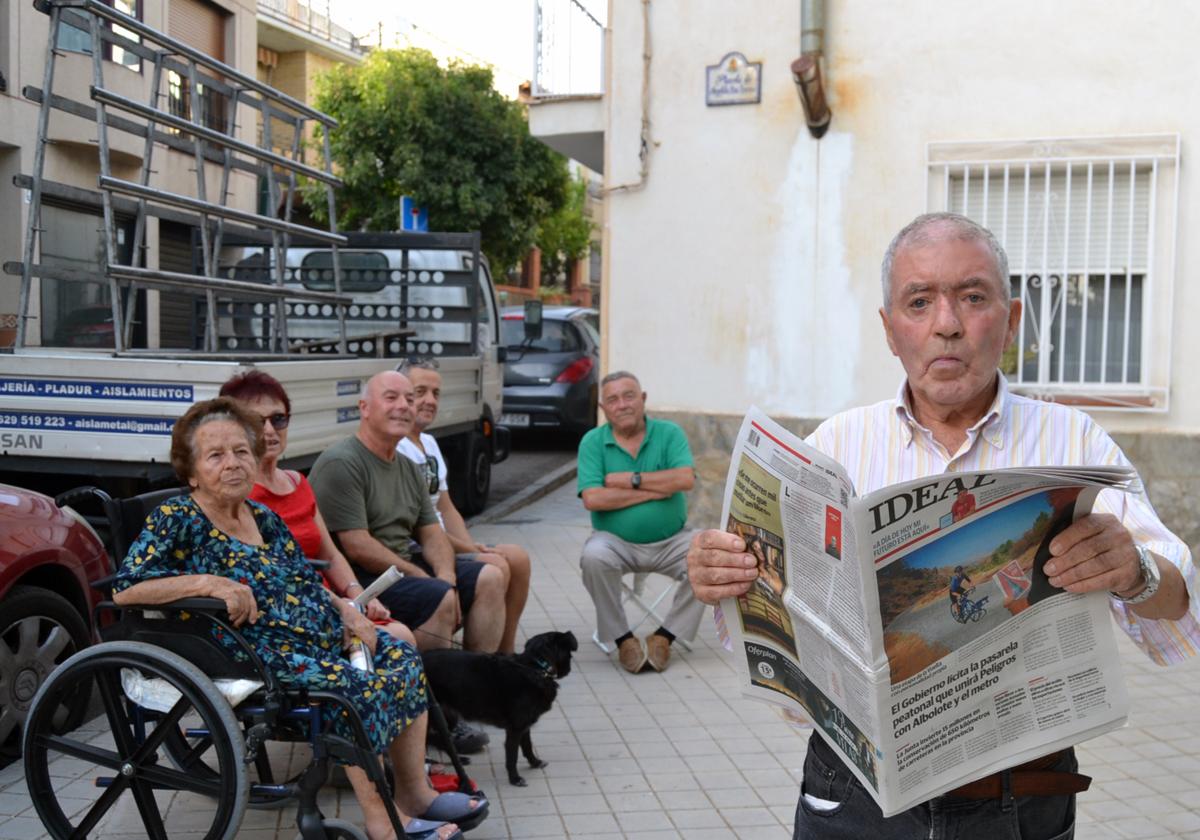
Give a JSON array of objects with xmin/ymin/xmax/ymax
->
[{"xmin": 6, "ymin": 0, "xmax": 351, "ymax": 354}]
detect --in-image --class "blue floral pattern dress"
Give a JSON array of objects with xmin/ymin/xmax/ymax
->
[{"xmin": 114, "ymin": 495, "xmax": 427, "ymax": 752}]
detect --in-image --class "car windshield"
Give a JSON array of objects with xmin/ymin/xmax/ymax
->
[{"xmin": 500, "ymin": 317, "xmax": 580, "ymax": 352}]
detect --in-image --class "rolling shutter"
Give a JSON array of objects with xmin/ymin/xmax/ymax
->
[
  {"xmin": 157, "ymin": 221, "xmax": 198, "ymax": 348},
  {"xmin": 168, "ymin": 0, "xmax": 224, "ymax": 61}
]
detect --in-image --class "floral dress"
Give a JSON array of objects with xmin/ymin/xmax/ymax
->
[{"xmin": 114, "ymin": 495, "xmax": 427, "ymax": 752}]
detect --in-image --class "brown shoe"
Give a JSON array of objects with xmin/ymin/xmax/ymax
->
[
  {"xmin": 645, "ymin": 634, "xmax": 671, "ymax": 672},
  {"xmin": 617, "ymin": 636, "xmax": 647, "ymax": 673}
]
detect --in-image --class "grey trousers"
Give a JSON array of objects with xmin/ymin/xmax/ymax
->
[{"xmin": 580, "ymin": 529, "xmax": 706, "ymax": 645}]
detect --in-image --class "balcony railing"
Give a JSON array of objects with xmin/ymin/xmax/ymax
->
[
  {"xmin": 533, "ymin": 0, "xmax": 605, "ymax": 98},
  {"xmin": 258, "ymin": 0, "xmax": 367, "ymax": 56}
]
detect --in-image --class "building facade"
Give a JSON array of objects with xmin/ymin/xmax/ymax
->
[{"xmin": 529, "ymin": 1, "xmax": 1200, "ymax": 551}]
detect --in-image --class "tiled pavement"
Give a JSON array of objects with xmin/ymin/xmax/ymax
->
[{"xmin": 3, "ymin": 481, "xmax": 1199, "ymax": 839}]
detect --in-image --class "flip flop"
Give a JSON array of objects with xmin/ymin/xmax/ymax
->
[
  {"xmin": 416, "ymin": 791, "xmax": 489, "ymax": 832},
  {"xmin": 404, "ymin": 818, "xmax": 464, "ymax": 840}
]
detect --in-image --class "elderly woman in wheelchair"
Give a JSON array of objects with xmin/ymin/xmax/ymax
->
[{"xmin": 24, "ymin": 397, "xmax": 486, "ymax": 840}]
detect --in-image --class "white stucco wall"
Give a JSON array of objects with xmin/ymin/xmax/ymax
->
[{"xmin": 601, "ymin": 0, "xmax": 1199, "ymax": 433}]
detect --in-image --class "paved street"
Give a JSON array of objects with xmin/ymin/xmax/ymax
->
[
  {"xmin": 486, "ymin": 441, "xmax": 576, "ymax": 511},
  {"xmin": 2, "ymin": 482, "xmax": 1199, "ymax": 839}
]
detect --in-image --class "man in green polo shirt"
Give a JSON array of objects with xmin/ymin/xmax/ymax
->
[{"xmin": 578, "ymin": 370, "xmax": 705, "ymax": 673}]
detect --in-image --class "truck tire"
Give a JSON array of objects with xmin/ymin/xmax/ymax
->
[{"xmin": 449, "ymin": 430, "xmax": 491, "ymax": 517}]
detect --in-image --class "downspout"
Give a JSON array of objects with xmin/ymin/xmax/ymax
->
[{"xmin": 791, "ymin": 0, "xmax": 831, "ymax": 138}]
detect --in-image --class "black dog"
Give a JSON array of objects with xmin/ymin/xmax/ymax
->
[{"xmin": 422, "ymin": 630, "xmax": 577, "ymax": 786}]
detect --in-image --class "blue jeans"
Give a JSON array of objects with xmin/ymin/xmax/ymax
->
[{"xmin": 794, "ymin": 735, "xmax": 1077, "ymax": 840}]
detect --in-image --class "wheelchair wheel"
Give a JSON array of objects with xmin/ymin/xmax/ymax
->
[{"xmin": 23, "ymin": 641, "xmax": 248, "ymax": 840}]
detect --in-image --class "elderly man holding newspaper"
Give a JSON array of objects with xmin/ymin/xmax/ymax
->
[{"xmin": 687, "ymin": 212, "xmax": 1197, "ymax": 840}]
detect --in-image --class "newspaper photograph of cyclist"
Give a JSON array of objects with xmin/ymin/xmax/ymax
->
[{"xmin": 877, "ymin": 486, "xmax": 1085, "ymax": 683}]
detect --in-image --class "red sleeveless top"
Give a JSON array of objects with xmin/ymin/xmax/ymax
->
[{"xmin": 249, "ymin": 473, "xmax": 322, "ymax": 559}]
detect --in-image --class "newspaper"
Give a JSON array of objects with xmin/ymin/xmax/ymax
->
[{"xmin": 720, "ymin": 407, "xmax": 1132, "ymax": 816}]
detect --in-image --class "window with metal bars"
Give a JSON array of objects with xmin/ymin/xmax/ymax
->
[
  {"xmin": 927, "ymin": 136, "xmax": 1179, "ymax": 410},
  {"xmin": 165, "ymin": 71, "xmax": 229, "ymax": 134}
]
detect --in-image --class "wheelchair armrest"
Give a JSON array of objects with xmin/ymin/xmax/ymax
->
[
  {"xmin": 90, "ymin": 573, "xmax": 116, "ymax": 593},
  {"xmin": 160, "ymin": 597, "xmax": 230, "ymax": 613},
  {"xmin": 96, "ymin": 596, "xmax": 230, "ymax": 616}
]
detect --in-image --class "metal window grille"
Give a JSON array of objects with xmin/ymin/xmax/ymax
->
[{"xmin": 927, "ymin": 136, "xmax": 1180, "ymax": 411}]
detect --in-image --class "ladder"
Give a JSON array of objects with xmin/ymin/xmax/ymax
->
[{"xmin": 8, "ymin": 0, "xmax": 351, "ymax": 355}]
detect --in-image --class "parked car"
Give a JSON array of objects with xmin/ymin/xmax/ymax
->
[
  {"xmin": 0, "ymin": 484, "xmax": 110, "ymax": 757},
  {"xmin": 499, "ymin": 305, "xmax": 600, "ymax": 438},
  {"xmin": 51, "ymin": 305, "xmax": 115, "ymax": 348}
]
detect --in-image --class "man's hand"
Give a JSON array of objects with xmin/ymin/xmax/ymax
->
[
  {"xmin": 1045, "ymin": 513, "xmax": 1141, "ymax": 595},
  {"xmin": 605, "ymin": 472, "xmax": 634, "ymax": 489},
  {"xmin": 206, "ymin": 576, "xmax": 259, "ymax": 627},
  {"xmin": 335, "ymin": 598, "xmax": 378, "ymax": 657},
  {"xmin": 364, "ymin": 598, "xmax": 391, "ymax": 623},
  {"xmin": 686, "ymin": 530, "xmax": 759, "ymax": 605}
]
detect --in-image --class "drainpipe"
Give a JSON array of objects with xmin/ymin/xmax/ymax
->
[{"xmin": 791, "ymin": 0, "xmax": 831, "ymax": 138}]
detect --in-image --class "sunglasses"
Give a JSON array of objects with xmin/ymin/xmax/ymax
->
[{"xmin": 259, "ymin": 413, "xmax": 290, "ymax": 430}]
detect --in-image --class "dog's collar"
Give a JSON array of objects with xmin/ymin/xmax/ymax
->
[{"xmin": 532, "ymin": 657, "xmax": 555, "ymax": 678}]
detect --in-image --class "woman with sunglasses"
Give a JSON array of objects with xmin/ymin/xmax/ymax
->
[{"xmin": 219, "ymin": 371, "xmax": 402, "ymax": 635}]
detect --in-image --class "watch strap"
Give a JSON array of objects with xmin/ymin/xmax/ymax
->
[{"xmin": 1112, "ymin": 545, "xmax": 1160, "ymax": 605}]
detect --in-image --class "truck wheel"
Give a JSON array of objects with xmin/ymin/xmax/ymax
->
[
  {"xmin": 0, "ymin": 586, "xmax": 92, "ymax": 758},
  {"xmin": 450, "ymin": 430, "xmax": 491, "ymax": 517}
]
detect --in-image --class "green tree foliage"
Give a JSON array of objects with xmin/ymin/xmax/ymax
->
[
  {"xmin": 304, "ymin": 48, "xmax": 570, "ymax": 271},
  {"xmin": 536, "ymin": 171, "xmax": 595, "ymax": 283}
]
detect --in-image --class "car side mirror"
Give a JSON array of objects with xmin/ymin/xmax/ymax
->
[{"xmin": 523, "ymin": 300, "xmax": 543, "ymax": 341}]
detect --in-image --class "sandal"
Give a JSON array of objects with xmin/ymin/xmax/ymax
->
[
  {"xmin": 416, "ymin": 791, "xmax": 489, "ymax": 832},
  {"xmin": 404, "ymin": 818, "xmax": 463, "ymax": 840}
]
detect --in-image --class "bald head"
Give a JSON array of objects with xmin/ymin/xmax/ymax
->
[
  {"xmin": 361, "ymin": 369, "xmax": 410, "ymax": 401},
  {"xmin": 357, "ymin": 369, "xmax": 415, "ymax": 447}
]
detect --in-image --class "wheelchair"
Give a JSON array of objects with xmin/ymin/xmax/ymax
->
[{"xmin": 22, "ymin": 485, "xmax": 483, "ymax": 840}]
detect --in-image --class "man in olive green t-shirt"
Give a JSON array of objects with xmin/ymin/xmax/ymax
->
[
  {"xmin": 310, "ymin": 370, "xmax": 505, "ymax": 654},
  {"xmin": 577, "ymin": 371, "xmax": 704, "ymax": 674}
]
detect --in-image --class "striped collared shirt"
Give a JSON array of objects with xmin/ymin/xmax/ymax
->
[{"xmin": 806, "ymin": 374, "xmax": 1198, "ymax": 665}]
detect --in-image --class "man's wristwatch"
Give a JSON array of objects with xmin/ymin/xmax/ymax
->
[
  {"xmin": 1112, "ymin": 545, "xmax": 1161, "ymax": 605},
  {"xmin": 631, "ymin": 472, "xmax": 642, "ymax": 489}
]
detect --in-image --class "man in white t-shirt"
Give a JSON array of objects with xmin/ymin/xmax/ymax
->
[{"xmin": 397, "ymin": 358, "xmax": 531, "ymax": 654}]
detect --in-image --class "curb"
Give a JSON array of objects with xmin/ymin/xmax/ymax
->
[{"xmin": 468, "ymin": 458, "xmax": 578, "ymax": 526}]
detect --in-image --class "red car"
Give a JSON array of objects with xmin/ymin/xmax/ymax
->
[{"xmin": 0, "ymin": 484, "xmax": 111, "ymax": 757}]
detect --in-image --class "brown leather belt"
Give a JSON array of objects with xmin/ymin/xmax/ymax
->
[{"xmin": 944, "ymin": 750, "xmax": 1092, "ymax": 800}]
